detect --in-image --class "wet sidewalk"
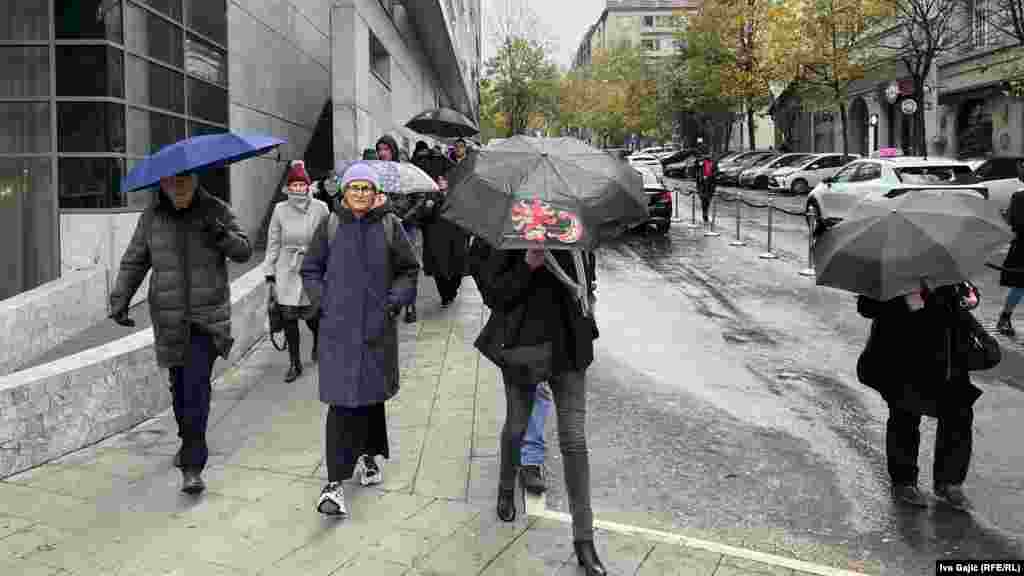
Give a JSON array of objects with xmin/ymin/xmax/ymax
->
[{"xmin": 0, "ymin": 278, "xmax": 871, "ymax": 576}]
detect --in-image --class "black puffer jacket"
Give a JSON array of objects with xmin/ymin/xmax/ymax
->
[{"xmin": 110, "ymin": 188, "xmax": 252, "ymax": 367}]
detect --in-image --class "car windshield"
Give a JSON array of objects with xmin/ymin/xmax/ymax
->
[
  {"xmin": 750, "ymin": 155, "xmax": 780, "ymax": 167},
  {"xmin": 777, "ymin": 154, "xmax": 813, "ymax": 168},
  {"xmin": 894, "ymin": 165, "xmax": 976, "ymax": 185}
]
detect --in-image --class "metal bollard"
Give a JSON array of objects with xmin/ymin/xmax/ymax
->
[
  {"xmin": 671, "ymin": 187, "xmax": 683, "ymax": 223},
  {"xmin": 687, "ymin": 190, "xmax": 701, "ymax": 229},
  {"xmin": 704, "ymin": 191, "xmax": 720, "ymax": 236},
  {"xmin": 759, "ymin": 193, "xmax": 779, "ymax": 259},
  {"xmin": 798, "ymin": 225, "xmax": 816, "ymax": 276},
  {"xmin": 729, "ymin": 191, "xmax": 746, "ymax": 247}
]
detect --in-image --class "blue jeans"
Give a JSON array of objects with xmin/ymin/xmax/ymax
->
[
  {"xmin": 1005, "ymin": 287, "xmax": 1024, "ymax": 312},
  {"xmin": 521, "ymin": 382, "xmax": 552, "ymax": 466}
]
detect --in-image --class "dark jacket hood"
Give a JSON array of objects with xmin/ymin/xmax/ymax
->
[{"xmin": 376, "ymin": 135, "xmax": 401, "ymax": 161}]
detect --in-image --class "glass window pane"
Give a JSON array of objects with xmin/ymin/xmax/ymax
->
[
  {"xmin": 55, "ymin": 0, "xmax": 123, "ymax": 42},
  {"xmin": 187, "ymin": 79, "xmax": 228, "ymax": 124},
  {"xmin": 0, "ymin": 158, "xmax": 57, "ymax": 300},
  {"xmin": 126, "ymin": 55, "xmax": 185, "ymax": 113},
  {"xmin": 2, "ymin": 0, "xmax": 50, "ymax": 41},
  {"xmin": 0, "ymin": 103, "xmax": 51, "ymax": 153},
  {"xmin": 126, "ymin": 3, "xmax": 184, "ymax": 68},
  {"xmin": 185, "ymin": 35, "xmax": 227, "ymax": 86},
  {"xmin": 56, "ymin": 46, "xmax": 124, "ymax": 97},
  {"xmin": 125, "ymin": 157, "xmax": 161, "ymax": 210},
  {"xmin": 189, "ymin": 121, "xmax": 227, "ymax": 137},
  {"xmin": 127, "ymin": 107, "xmax": 186, "ymax": 155},
  {"xmin": 0, "ymin": 47, "xmax": 50, "ymax": 98},
  {"xmin": 58, "ymin": 103, "xmax": 126, "ymax": 153},
  {"xmin": 186, "ymin": 0, "xmax": 226, "ymax": 45},
  {"xmin": 58, "ymin": 157, "xmax": 125, "ymax": 209},
  {"xmin": 137, "ymin": 0, "xmax": 182, "ymax": 21}
]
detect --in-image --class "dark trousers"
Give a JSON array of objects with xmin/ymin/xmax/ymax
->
[
  {"xmin": 886, "ymin": 405, "xmax": 974, "ymax": 487},
  {"xmin": 283, "ymin": 316, "xmax": 319, "ymax": 366},
  {"xmin": 699, "ymin": 195, "xmax": 712, "ymax": 223},
  {"xmin": 169, "ymin": 328, "xmax": 218, "ymax": 472},
  {"xmin": 325, "ymin": 403, "xmax": 390, "ymax": 482},
  {"xmin": 500, "ymin": 368, "xmax": 594, "ymax": 542},
  {"xmin": 434, "ymin": 275, "xmax": 462, "ymax": 303}
]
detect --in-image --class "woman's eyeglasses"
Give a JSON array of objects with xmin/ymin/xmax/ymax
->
[{"xmin": 346, "ymin": 184, "xmax": 376, "ymax": 196}]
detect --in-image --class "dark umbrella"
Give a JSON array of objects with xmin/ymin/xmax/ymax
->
[
  {"xmin": 405, "ymin": 107, "xmax": 479, "ymax": 138},
  {"xmin": 441, "ymin": 136, "xmax": 647, "ymax": 251},
  {"xmin": 813, "ymin": 188, "xmax": 1012, "ymax": 300},
  {"xmin": 122, "ymin": 132, "xmax": 284, "ymax": 193}
]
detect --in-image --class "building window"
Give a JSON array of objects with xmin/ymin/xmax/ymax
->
[
  {"xmin": 127, "ymin": 107, "xmax": 186, "ymax": 155},
  {"xmin": 186, "ymin": 0, "xmax": 226, "ymax": 45},
  {"xmin": 58, "ymin": 157, "xmax": 125, "ymax": 209},
  {"xmin": 971, "ymin": 0, "xmax": 990, "ymax": 48},
  {"xmin": 185, "ymin": 34, "xmax": 227, "ymax": 86},
  {"xmin": 187, "ymin": 78, "xmax": 228, "ymax": 124},
  {"xmin": 136, "ymin": 0, "xmax": 182, "ymax": 21},
  {"xmin": 0, "ymin": 103, "xmax": 51, "ymax": 153},
  {"xmin": 0, "ymin": 47, "xmax": 51, "ymax": 98},
  {"xmin": 126, "ymin": 3, "xmax": 184, "ymax": 68},
  {"xmin": 56, "ymin": 46, "xmax": 124, "ymax": 98},
  {"xmin": 641, "ymin": 39, "xmax": 659, "ymax": 51},
  {"xmin": 55, "ymin": 0, "xmax": 124, "ymax": 42},
  {"xmin": 370, "ymin": 33, "xmax": 390, "ymax": 86},
  {"xmin": 58, "ymin": 102, "xmax": 126, "ymax": 153},
  {"xmin": 0, "ymin": 158, "xmax": 57, "ymax": 300},
  {"xmin": 126, "ymin": 54, "xmax": 185, "ymax": 113},
  {"xmin": 3, "ymin": 0, "xmax": 50, "ymax": 41},
  {"xmin": 643, "ymin": 15, "xmax": 655, "ymax": 27}
]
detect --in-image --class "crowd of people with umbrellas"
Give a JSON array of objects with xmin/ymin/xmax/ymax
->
[{"xmin": 106, "ymin": 102, "xmax": 1020, "ymax": 575}]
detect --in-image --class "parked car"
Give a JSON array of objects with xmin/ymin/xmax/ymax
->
[
  {"xmin": 634, "ymin": 166, "xmax": 672, "ymax": 235},
  {"xmin": 628, "ymin": 153, "xmax": 665, "ymax": 178},
  {"xmin": 640, "ymin": 146, "xmax": 676, "ymax": 156},
  {"xmin": 971, "ymin": 156, "xmax": 1024, "ymax": 215},
  {"xmin": 806, "ymin": 157, "xmax": 979, "ymax": 234},
  {"xmin": 719, "ymin": 152, "xmax": 778, "ymax": 185},
  {"xmin": 768, "ymin": 153, "xmax": 859, "ymax": 195},
  {"xmin": 661, "ymin": 149, "xmax": 697, "ymax": 178},
  {"xmin": 604, "ymin": 147, "xmax": 631, "ymax": 162},
  {"xmin": 739, "ymin": 153, "xmax": 814, "ymax": 188}
]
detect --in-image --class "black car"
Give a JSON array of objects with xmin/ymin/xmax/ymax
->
[{"xmin": 636, "ymin": 167, "xmax": 673, "ymax": 234}]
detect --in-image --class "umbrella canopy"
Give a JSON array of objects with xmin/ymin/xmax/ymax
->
[
  {"xmin": 332, "ymin": 160, "xmax": 440, "ymax": 196},
  {"xmin": 405, "ymin": 107, "xmax": 479, "ymax": 138},
  {"xmin": 813, "ymin": 189, "xmax": 1012, "ymax": 300},
  {"xmin": 441, "ymin": 136, "xmax": 647, "ymax": 251},
  {"xmin": 122, "ymin": 132, "xmax": 284, "ymax": 193}
]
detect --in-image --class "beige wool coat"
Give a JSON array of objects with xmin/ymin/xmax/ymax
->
[{"xmin": 263, "ymin": 196, "xmax": 330, "ymax": 306}]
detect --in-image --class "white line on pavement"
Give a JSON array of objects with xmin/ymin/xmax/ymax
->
[{"xmin": 524, "ymin": 492, "xmax": 872, "ymax": 576}]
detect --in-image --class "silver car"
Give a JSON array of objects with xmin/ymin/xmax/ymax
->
[
  {"xmin": 768, "ymin": 153, "xmax": 859, "ymax": 195},
  {"xmin": 739, "ymin": 153, "xmax": 815, "ymax": 188}
]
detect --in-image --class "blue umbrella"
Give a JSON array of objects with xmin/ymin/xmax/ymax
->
[{"xmin": 122, "ymin": 132, "xmax": 285, "ymax": 193}]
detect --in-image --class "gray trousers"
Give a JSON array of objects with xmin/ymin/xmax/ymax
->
[{"xmin": 500, "ymin": 368, "xmax": 593, "ymax": 542}]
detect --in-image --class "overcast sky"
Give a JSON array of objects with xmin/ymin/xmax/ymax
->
[{"xmin": 481, "ymin": 0, "xmax": 605, "ymax": 70}]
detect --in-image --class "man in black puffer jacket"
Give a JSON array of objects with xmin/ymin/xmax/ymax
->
[{"xmin": 110, "ymin": 172, "xmax": 252, "ymax": 495}]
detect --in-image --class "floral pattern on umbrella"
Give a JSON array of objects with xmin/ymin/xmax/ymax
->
[{"xmin": 510, "ymin": 198, "xmax": 584, "ymax": 244}]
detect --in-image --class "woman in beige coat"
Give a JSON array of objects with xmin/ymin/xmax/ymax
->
[{"xmin": 264, "ymin": 160, "xmax": 331, "ymax": 382}]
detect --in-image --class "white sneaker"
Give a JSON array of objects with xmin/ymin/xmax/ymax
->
[
  {"xmin": 355, "ymin": 455, "xmax": 383, "ymax": 486},
  {"xmin": 317, "ymin": 481, "xmax": 347, "ymax": 517}
]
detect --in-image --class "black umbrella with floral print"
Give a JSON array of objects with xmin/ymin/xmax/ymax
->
[{"xmin": 440, "ymin": 136, "xmax": 647, "ymax": 251}]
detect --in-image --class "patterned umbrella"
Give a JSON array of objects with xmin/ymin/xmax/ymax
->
[{"xmin": 332, "ymin": 160, "xmax": 439, "ymax": 196}]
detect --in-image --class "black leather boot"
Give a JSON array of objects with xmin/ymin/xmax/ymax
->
[
  {"xmin": 997, "ymin": 312, "xmax": 1015, "ymax": 337},
  {"xmin": 573, "ymin": 540, "xmax": 607, "ymax": 576},
  {"xmin": 284, "ymin": 362, "xmax": 302, "ymax": 383},
  {"xmin": 496, "ymin": 487, "xmax": 516, "ymax": 522}
]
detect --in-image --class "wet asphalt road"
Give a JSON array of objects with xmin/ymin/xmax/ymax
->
[{"xmin": 538, "ymin": 181, "xmax": 1024, "ymax": 575}]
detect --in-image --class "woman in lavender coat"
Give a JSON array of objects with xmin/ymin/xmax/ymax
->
[{"xmin": 300, "ymin": 162, "xmax": 419, "ymax": 517}]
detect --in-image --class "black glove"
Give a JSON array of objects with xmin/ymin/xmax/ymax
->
[
  {"xmin": 384, "ymin": 303, "xmax": 400, "ymax": 320},
  {"xmin": 204, "ymin": 216, "xmax": 228, "ymax": 242},
  {"xmin": 111, "ymin": 310, "xmax": 136, "ymax": 328},
  {"xmin": 265, "ymin": 275, "xmax": 276, "ymax": 284}
]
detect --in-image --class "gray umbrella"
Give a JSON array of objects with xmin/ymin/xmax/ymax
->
[
  {"xmin": 441, "ymin": 136, "xmax": 647, "ymax": 251},
  {"xmin": 405, "ymin": 107, "xmax": 479, "ymax": 138},
  {"xmin": 813, "ymin": 188, "xmax": 1012, "ymax": 300}
]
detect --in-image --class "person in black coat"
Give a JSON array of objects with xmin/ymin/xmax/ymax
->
[
  {"xmin": 997, "ymin": 189, "xmax": 1024, "ymax": 336},
  {"xmin": 856, "ymin": 282, "xmax": 982, "ymax": 511},
  {"xmin": 474, "ymin": 247, "xmax": 606, "ymax": 576}
]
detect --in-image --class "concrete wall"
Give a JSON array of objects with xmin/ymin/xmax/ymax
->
[
  {"xmin": 60, "ymin": 212, "xmax": 151, "ymax": 309},
  {"xmin": 331, "ymin": 0, "xmax": 445, "ymax": 160},
  {"xmin": 0, "ymin": 266, "xmax": 268, "ymax": 479},
  {"xmin": 0, "ymin": 267, "xmax": 109, "ymax": 377}
]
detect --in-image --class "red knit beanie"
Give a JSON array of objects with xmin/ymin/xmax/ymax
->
[{"xmin": 286, "ymin": 160, "xmax": 311, "ymax": 186}]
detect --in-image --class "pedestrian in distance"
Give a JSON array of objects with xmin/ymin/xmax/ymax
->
[
  {"xmin": 474, "ymin": 247, "xmax": 607, "ymax": 576},
  {"xmin": 856, "ymin": 281, "xmax": 983, "ymax": 511},
  {"xmin": 264, "ymin": 160, "xmax": 330, "ymax": 383},
  {"xmin": 109, "ymin": 172, "xmax": 252, "ymax": 495},
  {"xmin": 420, "ymin": 174, "xmax": 468, "ymax": 308},
  {"xmin": 698, "ymin": 153, "xmax": 717, "ymax": 232},
  {"xmin": 378, "ymin": 135, "xmax": 422, "ymax": 324},
  {"xmin": 300, "ymin": 162, "xmax": 419, "ymax": 518},
  {"xmin": 997, "ymin": 188, "xmax": 1024, "ymax": 337}
]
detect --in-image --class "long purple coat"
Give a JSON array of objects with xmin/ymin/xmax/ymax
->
[{"xmin": 301, "ymin": 206, "xmax": 419, "ymax": 407}]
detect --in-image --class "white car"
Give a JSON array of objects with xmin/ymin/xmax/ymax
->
[
  {"xmin": 768, "ymin": 153, "xmax": 860, "ymax": 195},
  {"xmin": 971, "ymin": 156, "xmax": 1024, "ymax": 215},
  {"xmin": 640, "ymin": 146, "xmax": 675, "ymax": 156},
  {"xmin": 739, "ymin": 153, "xmax": 814, "ymax": 188},
  {"xmin": 628, "ymin": 153, "xmax": 664, "ymax": 178},
  {"xmin": 806, "ymin": 156, "xmax": 980, "ymax": 232}
]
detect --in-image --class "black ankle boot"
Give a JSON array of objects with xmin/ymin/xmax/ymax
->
[
  {"xmin": 573, "ymin": 540, "xmax": 607, "ymax": 576},
  {"xmin": 496, "ymin": 488, "xmax": 516, "ymax": 522},
  {"xmin": 998, "ymin": 312, "xmax": 1015, "ymax": 337},
  {"xmin": 404, "ymin": 305, "xmax": 417, "ymax": 324},
  {"xmin": 284, "ymin": 362, "xmax": 302, "ymax": 383}
]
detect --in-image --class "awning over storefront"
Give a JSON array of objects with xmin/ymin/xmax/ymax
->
[
  {"xmin": 404, "ymin": 1, "xmax": 476, "ymax": 122},
  {"xmin": 938, "ymin": 81, "xmax": 1010, "ymax": 107}
]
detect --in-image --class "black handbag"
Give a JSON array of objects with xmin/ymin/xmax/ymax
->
[
  {"xmin": 268, "ymin": 291, "xmax": 287, "ymax": 351},
  {"xmin": 958, "ymin": 309, "xmax": 1001, "ymax": 371},
  {"xmin": 500, "ymin": 342, "xmax": 553, "ymax": 385}
]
